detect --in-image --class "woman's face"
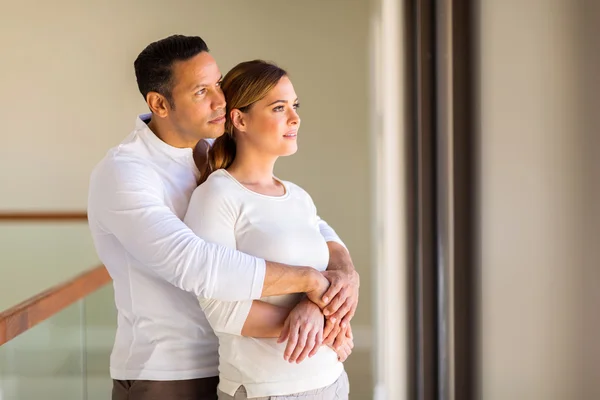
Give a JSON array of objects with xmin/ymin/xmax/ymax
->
[{"xmin": 236, "ymin": 76, "xmax": 300, "ymax": 157}]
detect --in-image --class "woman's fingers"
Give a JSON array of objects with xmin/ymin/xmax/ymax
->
[
  {"xmin": 288, "ymin": 324, "xmax": 309, "ymax": 363},
  {"xmin": 283, "ymin": 321, "xmax": 300, "ymax": 361},
  {"xmin": 277, "ymin": 318, "xmax": 291, "ymax": 344}
]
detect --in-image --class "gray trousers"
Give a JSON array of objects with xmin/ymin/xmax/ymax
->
[{"xmin": 217, "ymin": 371, "xmax": 349, "ymax": 400}]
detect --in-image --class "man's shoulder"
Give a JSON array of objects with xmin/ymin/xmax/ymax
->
[{"xmin": 90, "ymin": 134, "xmax": 159, "ymax": 188}]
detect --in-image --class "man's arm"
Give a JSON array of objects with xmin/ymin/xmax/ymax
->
[
  {"xmin": 322, "ymin": 241, "xmax": 360, "ymax": 325},
  {"xmin": 314, "ymin": 215, "xmax": 360, "ymax": 324},
  {"xmin": 261, "ymin": 261, "xmax": 329, "ymax": 302},
  {"xmin": 317, "ymin": 217, "xmax": 347, "ymax": 250},
  {"xmin": 89, "ymin": 157, "xmax": 326, "ymax": 301}
]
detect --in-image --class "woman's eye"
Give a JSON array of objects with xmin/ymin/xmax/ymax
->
[
  {"xmin": 273, "ymin": 105, "xmax": 284, "ymax": 112},
  {"xmin": 293, "ymin": 103, "xmax": 300, "ymax": 109}
]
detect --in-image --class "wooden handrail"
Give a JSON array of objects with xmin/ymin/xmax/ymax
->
[
  {"xmin": 0, "ymin": 212, "xmax": 87, "ymax": 221},
  {"xmin": 0, "ymin": 265, "xmax": 111, "ymax": 346}
]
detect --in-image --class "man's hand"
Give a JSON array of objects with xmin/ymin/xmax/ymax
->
[
  {"xmin": 322, "ymin": 243, "xmax": 360, "ymax": 327},
  {"xmin": 277, "ymin": 297, "xmax": 325, "ymax": 364},
  {"xmin": 321, "ymin": 269, "xmax": 359, "ymax": 327},
  {"xmin": 305, "ymin": 270, "xmax": 331, "ymax": 309}
]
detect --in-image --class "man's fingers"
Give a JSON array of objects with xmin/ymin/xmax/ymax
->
[
  {"xmin": 289, "ymin": 326, "xmax": 309, "ymax": 363},
  {"xmin": 323, "ymin": 287, "xmax": 347, "ymax": 317},
  {"xmin": 284, "ymin": 323, "xmax": 300, "ymax": 361},
  {"xmin": 328, "ymin": 297, "xmax": 353, "ymax": 324},
  {"xmin": 345, "ymin": 325, "xmax": 354, "ymax": 340},
  {"xmin": 340, "ymin": 303, "xmax": 357, "ymax": 328},
  {"xmin": 321, "ymin": 278, "xmax": 343, "ymax": 308}
]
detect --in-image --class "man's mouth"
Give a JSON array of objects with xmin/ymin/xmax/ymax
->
[{"xmin": 209, "ymin": 115, "xmax": 226, "ymax": 124}]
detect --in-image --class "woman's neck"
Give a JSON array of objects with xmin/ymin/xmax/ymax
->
[{"xmin": 227, "ymin": 146, "xmax": 279, "ymax": 187}]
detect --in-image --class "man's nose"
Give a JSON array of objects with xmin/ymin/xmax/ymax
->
[{"xmin": 211, "ymin": 89, "xmax": 226, "ymax": 111}]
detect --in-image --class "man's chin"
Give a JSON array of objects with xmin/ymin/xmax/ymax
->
[
  {"xmin": 202, "ymin": 126, "xmax": 226, "ymax": 139},
  {"xmin": 200, "ymin": 131, "xmax": 224, "ymax": 139}
]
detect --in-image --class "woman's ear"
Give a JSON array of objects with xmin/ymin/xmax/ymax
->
[{"xmin": 231, "ymin": 109, "xmax": 247, "ymax": 132}]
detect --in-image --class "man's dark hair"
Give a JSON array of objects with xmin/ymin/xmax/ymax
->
[{"xmin": 134, "ymin": 35, "xmax": 209, "ymax": 108}]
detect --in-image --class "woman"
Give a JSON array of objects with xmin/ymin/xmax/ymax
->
[{"xmin": 183, "ymin": 60, "xmax": 351, "ymax": 400}]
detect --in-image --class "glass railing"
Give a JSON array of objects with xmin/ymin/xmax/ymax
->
[
  {"xmin": 0, "ymin": 222, "xmax": 100, "ymax": 311},
  {"xmin": 0, "ymin": 217, "xmax": 116, "ymax": 400},
  {"xmin": 83, "ymin": 284, "xmax": 116, "ymax": 400},
  {"xmin": 0, "ymin": 283, "xmax": 115, "ymax": 400}
]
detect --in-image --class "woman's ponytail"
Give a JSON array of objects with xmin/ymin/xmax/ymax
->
[{"xmin": 198, "ymin": 131, "xmax": 237, "ymax": 185}]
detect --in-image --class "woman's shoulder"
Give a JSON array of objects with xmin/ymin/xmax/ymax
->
[
  {"xmin": 281, "ymin": 179, "xmax": 315, "ymax": 203},
  {"xmin": 192, "ymin": 169, "xmax": 239, "ymax": 202},
  {"xmin": 201, "ymin": 169, "xmax": 234, "ymax": 188}
]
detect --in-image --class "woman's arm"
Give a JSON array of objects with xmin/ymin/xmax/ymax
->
[{"xmin": 199, "ymin": 297, "xmax": 290, "ymax": 338}]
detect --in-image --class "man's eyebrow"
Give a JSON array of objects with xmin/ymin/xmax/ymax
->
[{"xmin": 190, "ymin": 76, "xmax": 223, "ymax": 91}]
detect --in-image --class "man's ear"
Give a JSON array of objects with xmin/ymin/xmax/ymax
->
[
  {"xmin": 231, "ymin": 109, "xmax": 247, "ymax": 132},
  {"xmin": 147, "ymin": 92, "xmax": 170, "ymax": 118}
]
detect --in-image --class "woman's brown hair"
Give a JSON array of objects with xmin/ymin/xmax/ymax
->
[{"xmin": 198, "ymin": 60, "xmax": 287, "ymax": 184}]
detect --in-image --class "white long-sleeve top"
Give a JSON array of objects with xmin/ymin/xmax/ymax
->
[
  {"xmin": 87, "ymin": 114, "xmax": 344, "ymax": 381},
  {"xmin": 183, "ymin": 169, "xmax": 344, "ymax": 398}
]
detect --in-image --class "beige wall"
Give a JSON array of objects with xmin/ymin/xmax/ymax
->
[
  {"xmin": 0, "ymin": 1, "xmax": 373, "ymax": 398},
  {"xmin": 580, "ymin": 1, "xmax": 600, "ymax": 398},
  {"xmin": 477, "ymin": 0, "xmax": 595, "ymax": 398}
]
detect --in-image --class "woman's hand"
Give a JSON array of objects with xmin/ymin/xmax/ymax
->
[
  {"xmin": 277, "ymin": 297, "xmax": 325, "ymax": 364},
  {"xmin": 326, "ymin": 323, "xmax": 354, "ymax": 362}
]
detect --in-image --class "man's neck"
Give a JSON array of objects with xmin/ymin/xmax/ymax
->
[{"xmin": 147, "ymin": 118, "xmax": 197, "ymax": 150}]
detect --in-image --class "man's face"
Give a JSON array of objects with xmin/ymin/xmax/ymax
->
[{"xmin": 167, "ymin": 52, "xmax": 226, "ymax": 143}]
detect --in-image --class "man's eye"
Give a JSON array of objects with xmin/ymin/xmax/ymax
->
[{"xmin": 196, "ymin": 88, "xmax": 206, "ymax": 95}]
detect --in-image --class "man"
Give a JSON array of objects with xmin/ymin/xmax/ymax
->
[{"xmin": 88, "ymin": 34, "xmax": 359, "ymax": 400}]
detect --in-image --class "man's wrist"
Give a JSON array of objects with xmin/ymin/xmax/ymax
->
[
  {"xmin": 301, "ymin": 267, "xmax": 322, "ymax": 292},
  {"xmin": 326, "ymin": 242, "xmax": 354, "ymax": 273}
]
